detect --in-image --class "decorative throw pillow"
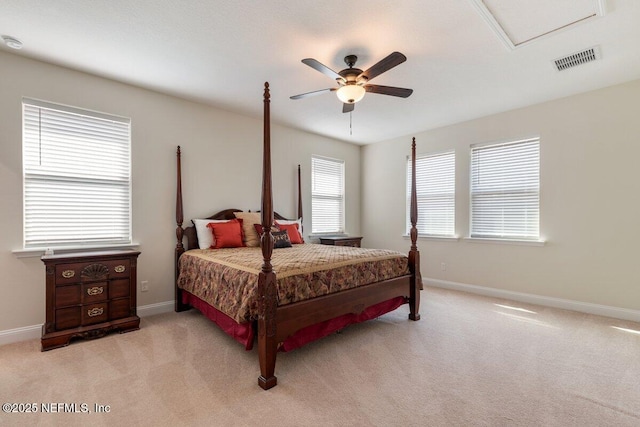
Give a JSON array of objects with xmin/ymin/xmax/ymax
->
[
  {"xmin": 275, "ymin": 221, "xmax": 304, "ymax": 244},
  {"xmin": 272, "ymin": 230, "xmax": 292, "ymax": 248},
  {"xmin": 207, "ymin": 219, "xmax": 245, "ymax": 249},
  {"xmin": 233, "ymin": 212, "xmax": 262, "ymax": 247},
  {"xmin": 193, "ymin": 218, "xmax": 230, "ymax": 249}
]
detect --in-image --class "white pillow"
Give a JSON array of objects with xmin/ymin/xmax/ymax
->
[
  {"xmin": 275, "ymin": 218, "xmax": 303, "ymax": 232},
  {"xmin": 192, "ymin": 219, "xmax": 230, "ymax": 249}
]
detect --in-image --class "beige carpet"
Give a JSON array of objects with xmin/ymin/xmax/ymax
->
[{"xmin": 1, "ymin": 287, "xmax": 639, "ymax": 427}]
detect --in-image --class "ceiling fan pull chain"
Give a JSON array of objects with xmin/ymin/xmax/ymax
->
[{"xmin": 350, "ymin": 111, "xmax": 353, "ymax": 136}]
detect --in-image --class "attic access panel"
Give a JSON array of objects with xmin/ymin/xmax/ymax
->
[{"xmin": 471, "ymin": 0, "xmax": 607, "ymax": 49}]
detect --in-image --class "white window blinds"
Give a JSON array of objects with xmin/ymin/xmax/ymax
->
[
  {"xmin": 407, "ymin": 151, "xmax": 456, "ymax": 237},
  {"xmin": 311, "ymin": 156, "xmax": 345, "ymax": 234},
  {"xmin": 22, "ymin": 99, "xmax": 132, "ymax": 249},
  {"xmin": 470, "ymin": 138, "xmax": 540, "ymax": 240}
]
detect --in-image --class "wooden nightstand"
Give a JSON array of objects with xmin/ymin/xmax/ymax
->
[
  {"xmin": 41, "ymin": 250, "xmax": 140, "ymax": 351},
  {"xmin": 319, "ymin": 236, "xmax": 363, "ymax": 248}
]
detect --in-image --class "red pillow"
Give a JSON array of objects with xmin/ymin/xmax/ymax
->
[
  {"xmin": 275, "ymin": 222, "xmax": 304, "ymax": 244},
  {"xmin": 207, "ymin": 219, "xmax": 245, "ymax": 249}
]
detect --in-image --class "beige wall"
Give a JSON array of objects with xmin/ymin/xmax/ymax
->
[
  {"xmin": 362, "ymin": 79, "xmax": 640, "ymax": 312},
  {"xmin": 0, "ymin": 51, "xmax": 360, "ymax": 332},
  {"xmin": 3, "ymin": 47, "xmax": 638, "ymax": 336}
]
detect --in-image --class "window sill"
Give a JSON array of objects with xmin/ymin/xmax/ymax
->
[
  {"xmin": 403, "ymin": 234, "xmax": 460, "ymax": 241},
  {"xmin": 308, "ymin": 233, "xmax": 348, "ymax": 238},
  {"xmin": 463, "ymin": 237, "xmax": 546, "ymax": 246},
  {"xmin": 12, "ymin": 243, "xmax": 141, "ymax": 259}
]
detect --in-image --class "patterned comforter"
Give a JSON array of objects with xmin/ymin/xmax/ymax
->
[{"xmin": 177, "ymin": 244, "xmax": 410, "ymax": 323}]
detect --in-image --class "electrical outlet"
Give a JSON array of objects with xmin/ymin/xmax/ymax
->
[
  {"xmin": 141, "ymin": 280, "xmax": 149, "ymax": 292},
  {"xmin": 440, "ymin": 262, "xmax": 447, "ymax": 271}
]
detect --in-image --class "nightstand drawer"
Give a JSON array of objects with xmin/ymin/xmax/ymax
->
[
  {"xmin": 319, "ymin": 237, "xmax": 363, "ymax": 248},
  {"xmin": 83, "ymin": 282, "xmax": 108, "ymax": 304},
  {"xmin": 55, "ymin": 259, "xmax": 131, "ymax": 285},
  {"xmin": 103, "ymin": 259, "xmax": 131, "ymax": 280},
  {"xmin": 335, "ymin": 240, "xmax": 361, "ymax": 247},
  {"xmin": 54, "ymin": 283, "xmax": 108, "ymax": 307},
  {"xmin": 55, "ymin": 264, "xmax": 84, "ymax": 285},
  {"xmin": 82, "ymin": 303, "xmax": 109, "ymax": 325}
]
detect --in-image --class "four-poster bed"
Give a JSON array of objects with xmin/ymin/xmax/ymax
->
[{"xmin": 174, "ymin": 82, "xmax": 421, "ymax": 390}]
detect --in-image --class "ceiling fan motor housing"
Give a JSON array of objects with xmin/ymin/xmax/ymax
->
[{"xmin": 338, "ymin": 55, "xmax": 366, "ymax": 85}]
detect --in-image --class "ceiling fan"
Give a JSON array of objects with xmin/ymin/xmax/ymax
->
[{"xmin": 290, "ymin": 52, "xmax": 413, "ymax": 113}]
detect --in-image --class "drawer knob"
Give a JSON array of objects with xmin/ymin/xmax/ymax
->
[
  {"xmin": 62, "ymin": 270, "xmax": 75, "ymax": 279},
  {"xmin": 87, "ymin": 286, "xmax": 104, "ymax": 296},
  {"xmin": 87, "ymin": 307, "xmax": 104, "ymax": 317},
  {"xmin": 114, "ymin": 265, "xmax": 126, "ymax": 273}
]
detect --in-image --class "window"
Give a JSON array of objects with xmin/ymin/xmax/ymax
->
[
  {"xmin": 311, "ymin": 156, "xmax": 344, "ymax": 234},
  {"xmin": 470, "ymin": 137, "xmax": 540, "ymax": 240},
  {"xmin": 22, "ymin": 99, "xmax": 132, "ymax": 249},
  {"xmin": 406, "ymin": 151, "xmax": 456, "ymax": 237}
]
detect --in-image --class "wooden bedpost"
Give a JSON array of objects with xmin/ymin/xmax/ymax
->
[
  {"xmin": 175, "ymin": 146, "xmax": 189, "ymax": 312},
  {"xmin": 408, "ymin": 137, "xmax": 421, "ymax": 321},
  {"xmin": 258, "ymin": 82, "xmax": 278, "ymax": 390}
]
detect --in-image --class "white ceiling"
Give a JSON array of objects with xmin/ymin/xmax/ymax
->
[{"xmin": 2, "ymin": 0, "xmax": 640, "ymax": 145}]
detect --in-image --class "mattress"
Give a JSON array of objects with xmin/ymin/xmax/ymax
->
[{"xmin": 177, "ymin": 243, "xmax": 410, "ymax": 323}]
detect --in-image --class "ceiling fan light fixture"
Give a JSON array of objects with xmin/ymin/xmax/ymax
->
[{"xmin": 336, "ymin": 84, "xmax": 365, "ymax": 104}]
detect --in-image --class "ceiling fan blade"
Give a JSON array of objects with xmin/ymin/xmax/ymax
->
[
  {"xmin": 302, "ymin": 58, "xmax": 346, "ymax": 83},
  {"xmin": 365, "ymin": 84, "xmax": 413, "ymax": 98},
  {"xmin": 342, "ymin": 103, "xmax": 355, "ymax": 113},
  {"xmin": 290, "ymin": 88, "xmax": 336, "ymax": 100},
  {"xmin": 359, "ymin": 52, "xmax": 407, "ymax": 82}
]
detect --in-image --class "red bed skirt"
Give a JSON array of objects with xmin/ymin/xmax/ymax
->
[
  {"xmin": 181, "ymin": 291, "xmax": 406, "ymax": 352},
  {"xmin": 182, "ymin": 291, "xmax": 255, "ymax": 350}
]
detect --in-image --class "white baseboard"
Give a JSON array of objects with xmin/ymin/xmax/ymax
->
[
  {"xmin": 5, "ymin": 284, "xmax": 637, "ymax": 347},
  {"xmin": 0, "ymin": 324, "xmax": 41, "ymax": 347},
  {"xmin": 137, "ymin": 300, "xmax": 174, "ymax": 317},
  {"xmin": 425, "ymin": 278, "xmax": 640, "ymax": 323},
  {"xmin": 0, "ymin": 300, "xmax": 175, "ymax": 347}
]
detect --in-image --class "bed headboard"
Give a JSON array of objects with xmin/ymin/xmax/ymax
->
[
  {"xmin": 184, "ymin": 209, "xmax": 292, "ymax": 251},
  {"xmin": 176, "ymin": 143, "xmax": 304, "ymax": 252}
]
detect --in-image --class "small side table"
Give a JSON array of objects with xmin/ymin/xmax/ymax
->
[{"xmin": 41, "ymin": 250, "xmax": 140, "ymax": 351}]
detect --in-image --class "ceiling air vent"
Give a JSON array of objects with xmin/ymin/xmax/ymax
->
[{"xmin": 553, "ymin": 46, "xmax": 601, "ymax": 71}]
